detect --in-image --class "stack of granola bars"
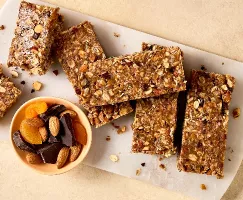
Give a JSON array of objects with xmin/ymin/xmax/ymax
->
[{"xmin": 4, "ymin": 1, "xmax": 236, "ymax": 179}]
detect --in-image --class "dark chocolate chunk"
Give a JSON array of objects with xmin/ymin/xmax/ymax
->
[
  {"xmin": 39, "ymin": 104, "xmax": 66, "ymax": 122},
  {"xmin": 60, "ymin": 113, "xmax": 76, "ymax": 146},
  {"xmin": 38, "ymin": 143, "xmax": 64, "ymax": 164},
  {"xmin": 141, "ymin": 163, "xmax": 146, "ymax": 167},
  {"xmin": 31, "ymin": 89, "xmax": 35, "ymax": 93},
  {"xmin": 53, "ymin": 70, "xmax": 59, "ymax": 76},
  {"xmin": 12, "ymin": 130, "xmax": 36, "ymax": 153},
  {"xmin": 48, "ymin": 135, "xmax": 61, "ymax": 143},
  {"xmin": 20, "ymin": 81, "xmax": 25, "ymax": 85}
]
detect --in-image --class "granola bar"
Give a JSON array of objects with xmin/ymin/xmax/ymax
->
[
  {"xmin": 55, "ymin": 21, "xmax": 133, "ymax": 127},
  {"xmin": 7, "ymin": 1, "xmax": 60, "ymax": 75},
  {"xmin": 79, "ymin": 47, "xmax": 186, "ymax": 107},
  {"xmin": 177, "ymin": 70, "xmax": 236, "ymax": 178},
  {"xmin": 131, "ymin": 43, "xmax": 178, "ymax": 156},
  {"xmin": 132, "ymin": 93, "xmax": 178, "ymax": 156},
  {"xmin": 0, "ymin": 66, "xmax": 21, "ymax": 118}
]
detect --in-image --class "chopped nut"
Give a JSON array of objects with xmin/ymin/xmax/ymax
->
[
  {"xmin": 193, "ymin": 100, "xmax": 199, "ymax": 109},
  {"xmin": 188, "ymin": 154, "xmax": 197, "ymax": 161},
  {"xmin": 34, "ymin": 24, "xmax": 43, "ymax": 33},
  {"xmin": 0, "ymin": 86, "xmax": 6, "ymax": 93},
  {"xmin": 136, "ymin": 168, "xmax": 141, "ymax": 176},
  {"xmin": 114, "ymin": 32, "xmax": 120, "ymax": 37},
  {"xmin": 159, "ymin": 157, "xmax": 164, "ymax": 161},
  {"xmin": 80, "ymin": 64, "xmax": 88, "ymax": 72},
  {"xmin": 10, "ymin": 70, "xmax": 19, "ymax": 78},
  {"xmin": 159, "ymin": 164, "xmax": 166, "ymax": 170},
  {"xmin": 232, "ymin": 108, "xmax": 240, "ymax": 119},
  {"xmin": 117, "ymin": 125, "xmax": 126, "ymax": 134},
  {"xmin": 106, "ymin": 136, "xmax": 111, "ymax": 141},
  {"xmin": 141, "ymin": 163, "xmax": 145, "ymax": 167},
  {"xmin": 221, "ymin": 85, "xmax": 228, "ymax": 91},
  {"xmin": 0, "ymin": 25, "xmax": 5, "ymax": 30},
  {"xmin": 33, "ymin": 81, "xmax": 42, "ymax": 91},
  {"xmin": 111, "ymin": 122, "xmax": 120, "ymax": 129},
  {"xmin": 67, "ymin": 60, "xmax": 75, "ymax": 68},
  {"xmin": 200, "ymin": 184, "xmax": 207, "ymax": 190},
  {"xmin": 109, "ymin": 154, "xmax": 119, "ymax": 162}
]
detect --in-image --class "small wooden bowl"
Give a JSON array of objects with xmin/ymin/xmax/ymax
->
[{"xmin": 10, "ymin": 97, "xmax": 92, "ymax": 175}]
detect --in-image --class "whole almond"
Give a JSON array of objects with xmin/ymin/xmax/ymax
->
[
  {"xmin": 69, "ymin": 144, "xmax": 82, "ymax": 162},
  {"xmin": 49, "ymin": 116, "xmax": 60, "ymax": 136},
  {"xmin": 56, "ymin": 147, "xmax": 70, "ymax": 169},
  {"xmin": 39, "ymin": 126, "xmax": 48, "ymax": 142},
  {"xmin": 60, "ymin": 110, "xmax": 77, "ymax": 119},
  {"xmin": 26, "ymin": 152, "xmax": 42, "ymax": 164}
]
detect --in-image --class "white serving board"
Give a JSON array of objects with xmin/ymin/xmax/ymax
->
[{"xmin": 0, "ymin": 0, "xmax": 243, "ymax": 199}]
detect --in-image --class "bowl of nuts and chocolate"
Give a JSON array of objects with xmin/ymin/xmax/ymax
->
[{"xmin": 10, "ymin": 96, "xmax": 92, "ymax": 175}]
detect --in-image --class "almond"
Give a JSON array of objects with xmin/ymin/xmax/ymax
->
[
  {"xmin": 26, "ymin": 152, "xmax": 42, "ymax": 164},
  {"xmin": 39, "ymin": 127, "xmax": 48, "ymax": 142},
  {"xmin": 69, "ymin": 144, "xmax": 82, "ymax": 162},
  {"xmin": 56, "ymin": 147, "xmax": 70, "ymax": 169},
  {"xmin": 10, "ymin": 70, "xmax": 19, "ymax": 78},
  {"xmin": 60, "ymin": 110, "xmax": 77, "ymax": 119},
  {"xmin": 49, "ymin": 116, "xmax": 60, "ymax": 136}
]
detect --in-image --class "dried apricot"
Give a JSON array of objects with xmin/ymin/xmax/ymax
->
[
  {"xmin": 20, "ymin": 119, "xmax": 42, "ymax": 144},
  {"xmin": 25, "ymin": 102, "xmax": 48, "ymax": 119},
  {"xmin": 73, "ymin": 122, "xmax": 87, "ymax": 145}
]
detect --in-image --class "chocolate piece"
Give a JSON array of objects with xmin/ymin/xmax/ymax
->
[
  {"xmin": 48, "ymin": 135, "xmax": 61, "ymax": 143},
  {"xmin": 60, "ymin": 113, "xmax": 76, "ymax": 146},
  {"xmin": 39, "ymin": 104, "xmax": 66, "ymax": 122},
  {"xmin": 38, "ymin": 143, "xmax": 63, "ymax": 164},
  {"xmin": 12, "ymin": 130, "xmax": 35, "ymax": 153}
]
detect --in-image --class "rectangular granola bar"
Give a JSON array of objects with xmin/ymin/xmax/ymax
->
[
  {"xmin": 177, "ymin": 70, "xmax": 236, "ymax": 178},
  {"xmin": 0, "ymin": 65, "xmax": 21, "ymax": 118},
  {"xmin": 7, "ymin": 1, "xmax": 60, "ymax": 75},
  {"xmin": 132, "ymin": 93, "xmax": 178, "ymax": 156},
  {"xmin": 131, "ymin": 43, "xmax": 179, "ymax": 156},
  {"xmin": 55, "ymin": 21, "xmax": 133, "ymax": 127},
  {"xmin": 79, "ymin": 47, "xmax": 186, "ymax": 107}
]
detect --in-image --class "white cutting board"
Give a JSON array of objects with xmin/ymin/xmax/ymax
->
[{"xmin": 0, "ymin": 0, "xmax": 243, "ymax": 199}]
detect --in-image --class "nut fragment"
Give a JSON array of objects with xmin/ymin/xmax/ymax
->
[
  {"xmin": 0, "ymin": 86, "xmax": 6, "ymax": 93},
  {"xmin": 80, "ymin": 64, "xmax": 88, "ymax": 72},
  {"xmin": 49, "ymin": 116, "xmax": 60, "ymax": 136},
  {"xmin": 109, "ymin": 154, "xmax": 119, "ymax": 162},
  {"xmin": 34, "ymin": 24, "xmax": 43, "ymax": 33},
  {"xmin": 56, "ymin": 147, "xmax": 70, "ymax": 169},
  {"xmin": 10, "ymin": 70, "xmax": 19, "ymax": 78},
  {"xmin": 200, "ymin": 184, "xmax": 207, "ymax": 190},
  {"xmin": 193, "ymin": 101, "xmax": 199, "ymax": 109},
  {"xmin": 232, "ymin": 108, "xmax": 240, "ymax": 119},
  {"xmin": 60, "ymin": 110, "xmax": 77, "ymax": 118},
  {"xmin": 136, "ymin": 168, "xmax": 141, "ymax": 176},
  {"xmin": 39, "ymin": 127, "xmax": 48, "ymax": 142},
  {"xmin": 69, "ymin": 144, "xmax": 82, "ymax": 162},
  {"xmin": 33, "ymin": 81, "xmax": 42, "ymax": 91},
  {"xmin": 26, "ymin": 152, "xmax": 42, "ymax": 164},
  {"xmin": 117, "ymin": 126, "xmax": 126, "ymax": 134},
  {"xmin": 221, "ymin": 85, "xmax": 228, "ymax": 91},
  {"xmin": 188, "ymin": 154, "xmax": 197, "ymax": 161}
]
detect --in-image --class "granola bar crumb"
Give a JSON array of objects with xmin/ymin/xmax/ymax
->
[
  {"xmin": 10, "ymin": 70, "xmax": 19, "ymax": 78},
  {"xmin": 117, "ymin": 126, "xmax": 126, "ymax": 134},
  {"xmin": 106, "ymin": 136, "xmax": 111, "ymax": 141},
  {"xmin": 222, "ymin": 62, "xmax": 224, "ymax": 65},
  {"xmin": 232, "ymin": 108, "xmax": 240, "ymax": 119},
  {"xmin": 114, "ymin": 32, "xmax": 120, "ymax": 37},
  {"xmin": 200, "ymin": 184, "xmax": 207, "ymax": 190},
  {"xmin": 159, "ymin": 164, "xmax": 166, "ymax": 170},
  {"xmin": 136, "ymin": 168, "xmax": 141, "ymax": 176},
  {"xmin": 141, "ymin": 163, "xmax": 145, "ymax": 167},
  {"xmin": 33, "ymin": 81, "xmax": 42, "ymax": 91},
  {"xmin": 0, "ymin": 25, "xmax": 4, "ymax": 30},
  {"xmin": 159, "ymin": 157, "xmax": 164, "ymax": 161},
  {"xmin": 53, "ymin": 70, "xmax": 59, "ymax": 76},
  {"xmin": 111, "ymin": 122, "xmax": 120, "ymax": 129},
  {"xmin": 109, "ymin": 154, "xmax": 119, "ymax": 162}
]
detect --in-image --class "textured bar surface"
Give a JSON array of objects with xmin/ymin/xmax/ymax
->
[
  {"xmin": 0, "ymin": 66, "xmax": 21, "ymax": 118},
  {"xmin": 8, "ymin": 1, "xmax": 60, "ymax": 75},
  {"xmin": 56, "ymin": 21, "xmax": 133, "ymax": 127},
  {"xmin": 79, "ymin": 47, "xmax": 186, "ymax": 107},
  {"xmin": 177, "ymin": 70, "xmax": 236, "ymax": 178}
]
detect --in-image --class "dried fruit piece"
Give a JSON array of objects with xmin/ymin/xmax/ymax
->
[
  {"xmin": 39, "ymin": 127, "xmax": 48, "ymax": 142},
  {"xmin": 69, "ymin": 144, "xmax": 82, "ymax": 162},
  {"xmin": 26, "ymin": 152, "xmax": 42, "ymax": 164},
  {"xmin": 60, "ymin": 114, "xmax": 76, "ymax": 146},
  {"xmin": 159, "ymin": 164, "xmax": 166, "ymax": 170},
  {"xmin": 49, "ymin": 116, "xmax": 60, "ymax": 136},
  {"xmin": 60, "ymin": 110, "xmax": 77, "ymax": 118},
  {"xmin": 136, "ymin": 168, "xmax": 141, "ymax": 176},
  {"xmin": 38, "ymin": 143, "xmax": 64, "ymax": 164},
  {"xmin": 20, "ymin": 119, "xmax": 42, "ymax": 144},
  {"xmin": 39, "ymin": 104, "xmax": 66, "ymax": 122},
  {"xmin": 33, "ymin": 81, "xmax": 42, "ymax": 91},
  {"xmin": 25, "ymin": 102, "xmax": 48, "ymax": 118},
  {"xmin": 56, "ymin": 147, "xmax": 70, "ymax": 169},
  {"xmin": 12, "ymin": 131, "xmax": 36, "ymax": 153},
  {"xmin": 73, "ymin": 122, "xmax": 87, "ymax": 145},
  {"xmin": 232, "ymin": 108, "xmax": 240, "ymax": 119},
  {"xmin": 109, "ymin": 154, "xmax": 119, "ymax": 162}
]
